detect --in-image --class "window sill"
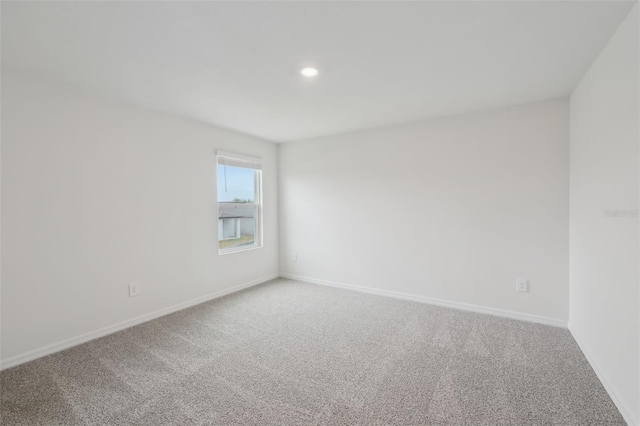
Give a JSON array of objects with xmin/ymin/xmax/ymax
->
[{"xmin": 218, "ymin": 244, "xmax": 262, "ymax": 256}]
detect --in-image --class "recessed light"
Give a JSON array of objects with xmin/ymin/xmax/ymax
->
[{"xmin": 300, "ymin": 67, "xmax": 319, "ymax": 77}]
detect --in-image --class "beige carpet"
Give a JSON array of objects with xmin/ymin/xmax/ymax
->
[{"xmin": 0, "ymin": 278, "xmax": 625, "ymax": 425}]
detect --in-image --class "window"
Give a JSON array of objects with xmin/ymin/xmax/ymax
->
[{"xmin": 216, "ymin": 151, "xmax": 262, "ymax": 254}]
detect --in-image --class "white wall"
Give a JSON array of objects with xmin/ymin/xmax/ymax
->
[
  {"xmin": 279, "ymin": 98, "xmax": 570, "ymax": 323},
  {"xmin": 1, "ymin": 70, "xmax": 279, "ymax": 365},
  {"xmin": 569, "ymin": 4, "xmax": 639, "ymax": 425}
]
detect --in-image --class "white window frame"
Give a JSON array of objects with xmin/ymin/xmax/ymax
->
[{"xmin": 216, "ymin": 151, "xmax": 263, "ymax": 255}]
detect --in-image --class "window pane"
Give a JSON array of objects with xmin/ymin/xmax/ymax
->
[
  {"xmin": 216, "ymin": 159, "xmax": 261, "ymax": 254},
  {"xmin": 217, "ymin": 165, "xmax": 255, "ymax": 203},
  {"xmin": 218, "ymin": 204, "xmax": 257, "ymax": 250}
]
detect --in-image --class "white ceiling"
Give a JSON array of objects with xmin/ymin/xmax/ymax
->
[{"xmin": 2, "ymin": 1, "xmax": 636, "ymax": 142}]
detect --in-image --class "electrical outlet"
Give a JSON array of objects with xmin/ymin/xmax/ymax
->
[
  {"xmin": 129, "ymin": 282, "xmax": 140, "ymax": 297},
  {"xmin": 292, "ymin": 253, "xmax": 297, "ymax": 262},
  {"xmin": 516, "ymin": 278, "xmax": 528, "ymax": 293}
]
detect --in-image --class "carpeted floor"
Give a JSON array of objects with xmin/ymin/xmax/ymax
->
[{"xmin": 0, "ymin": 278, "xmax": 625, "ymax": 425}]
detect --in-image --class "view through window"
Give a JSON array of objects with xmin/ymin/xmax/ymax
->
[{"xmin": 217, "ymin": 153, "xmax": 262, "ymax": 253}]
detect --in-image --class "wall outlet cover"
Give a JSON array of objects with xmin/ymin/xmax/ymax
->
[
  {"xmin": 129, "ymin": 282, "xmax": 140, "ymax": 297},
  {"xmin": 516, "ymin": 279, "xmax": 528, "ymax": 293}
]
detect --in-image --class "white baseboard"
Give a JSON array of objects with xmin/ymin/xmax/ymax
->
[
  {"xmin": 0, "ymin": 274, "xmax": 279, "ymax": 371},
  {"xmin": 281, "ymin": 273, "xmax": 568, "ymax": 328},
  {"xmin": 569, "ymin": 325, "xmax": 638, "ymax": 426}
]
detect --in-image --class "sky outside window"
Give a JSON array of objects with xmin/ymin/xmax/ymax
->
[{"xmin": 217, "ymin": 165, "xmax": 255, "ymax": 202}]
